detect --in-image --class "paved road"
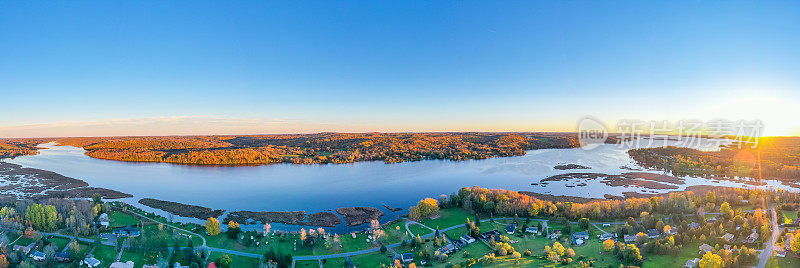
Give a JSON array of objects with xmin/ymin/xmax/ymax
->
[{"xmin": 756, "ymin": 206, "xmax": 779, "ymax": 268}]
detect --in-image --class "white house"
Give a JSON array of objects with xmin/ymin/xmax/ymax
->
[
  {"xmin": 98, "ymin": 213, "xmax": 110, "ymax": 228},
  {"xmin": 110, "ymin": 261, "xmax": 135, "ymax": 268},
  {"xmin": 29, "ymin": 251, "xmax": 46, "ymax": 261},
  {"xmin": 83, "ymin": 257, "xmax": 101, "ymax": 268}
]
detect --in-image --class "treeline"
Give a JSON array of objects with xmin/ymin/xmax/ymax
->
[
  {"xmin": 0, "ymin": 139, "xmax": 42, "ymax": 159},
  {"xmin": 628, "ymin": 137, "xmax": 800, "ymax": 180},
  {"xmin": 50, "ymin": 132, "xmax": 585, "ymax": 165},
  {"xmin": 441, "ymin": 185, "xmax": 788, "ymax": 222},
  {"xmin": 0, "ymin": 197, "xmax": 106, "ymax": 236}
]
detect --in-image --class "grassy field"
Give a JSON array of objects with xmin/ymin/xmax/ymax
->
[
  {"xmin": 408, "ymin": 224, "xmax": 433, "ymax": 237},
  {"xmin": 295, "ymin": 260, "xmax": 320, "ymax": 267},
  {"xmin": 119, "ymin": 250, "xmax": 149, "ymax": 267},
  {"xmin": 208, "ymin": 251, "xmax": 261, "ymax": 267},
  {"xmin": 322, "ymin": 257, "xmax": 349, "ymax": 267},
  {"xmin": 205, "ymin": 229, "xmax": 388, "ymax": 257},
  {"xmin": 782, "ymin": 210, "xmax": 798, "ymax": 220},
  {"xmin": 596, "ymin": 223, "xmax": 622, "ymax": 233},
  {"xmin": 44, "ymin": 236, "xmax": 72, "ymax": 251},
  {"xmin": 440, "ymin": 241, "xmax": 493, "ymax": 266},
  {"xmin": 92, "ymin": 244, "xmax": 120, "ymax": 265},
  {"xmin": 110, "ymin": 210, "xmax": 141, "ymax": 228},
  {"xmin": 642, "ymin": 242, "xmax": 702, "ymax": 268},
  {"xmin": 419, "ymin": 208, "xmax": 474, "ymax": 230},
  {"xmin": 444, "ymin": 226, "xmax": 468, "ymax": 239},
  {"xmin": 13, "ymin": 236, "xmax": 37, "ymax": 246},
  {"xmin": 508, "ymin": 235, "xmax": 551, "ymax": 255},
  {"xmin": 348, "ymin": 251, "xmax": 395, "ymax": 267}
]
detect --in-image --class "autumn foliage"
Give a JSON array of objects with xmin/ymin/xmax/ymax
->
[
  {"xmin": 50, "ymin": 132, "xmax": 582, "ymax": 165},
  {"xmin": 629, "ymin": 137, "xmax": 800, "ymax": 180}
]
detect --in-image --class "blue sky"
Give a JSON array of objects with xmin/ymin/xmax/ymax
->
[{"xmin": 1, "ymin": 1, "xmax": 799, "ymax": 137}]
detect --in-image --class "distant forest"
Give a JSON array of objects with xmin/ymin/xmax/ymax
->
[
  {"xmin": 629, "ymin": 137, "xmax": 800, "ymax": 180},
  {"xmin": 2, "ymin": 132, "xmax": 603, "ymax": 165},
  {"xmin": 0, "ymin": 139, "xmax": 43, "ymax": 159}
]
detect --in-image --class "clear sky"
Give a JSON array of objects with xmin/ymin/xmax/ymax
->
[{"xmin": 1, "ymin": 1, "xmax": 799, "ymax": 137}]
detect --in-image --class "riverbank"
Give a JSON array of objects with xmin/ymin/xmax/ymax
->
[{"xmin": 0, "ymin": 161, "xmax": 130, "ymax": 200}]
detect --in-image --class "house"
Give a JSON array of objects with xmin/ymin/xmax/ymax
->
[
  {"xmin": 572, "ymin": 231, "xmax": 590, "ymax": 245},
  {"xmin": 401, "ymin": 253, "xmax": 414, "ymax": 263},
  {"xmin": 623, "ymin": 235, "xmax": 636, "ymax": 243},
  {"xmin": 776, "ymin": 250, "xmax": 787, "ymax": 257},
  {"xmin": 29, "ymin": 250, "xmax": 46, "ymax": 261},
  {"xmin": 480, "ymin": 230, "xmax": 501, "ymax": 241},
  {"xmin": 437, "ymin": 244, "xmax": 457, "ymax": 255},
  {"xmin": 525, "ymin": 227, "xmax": 538, "ymax": 233},
  {"xmin": 665, "ymin": 228, "xmax": 678, "ymax": 235},
  {"xmin": 646, "ymin": 229, "xmax": 660, "ymax": 238},
  {"xmin": 55, "ymin": 252, "xmax": 71, "ymax": 262},
  {"xmin": 459, "ymin": 235, "xmax": 475, "ymax": 244},
  {"xmin": 684, "ymin": 258, "xmax": 700, "ymax": 268},
  {"xmin": 689, "ymin": 222, "xmax": 700, "ymax": 229},
  {"xmin": 13, "ymin": 243, "xmax": 32, "ymax": 254},
  {"xmin": 548, "ymin": 229, "xmax": 563, "ymax": 240},
  {"xmin": 173, "ymin": 262, "xmax": 189, "ymax": 268},
  {"xmin": 599, "ymin": 233, "xmax": 615, "ymax": 241},
  {"xmin": 207, "ymin": 263, "xmax": 216, "ymax": 268},
  {"xmin": 699, "ymin": 244, "xmax": 714, "ymax": 253},
  {"xmin": 505, "ymin": 224, "xmax": 516, "ymax": 235},
  {"xmin": 83, "ymin": 257, "xmax": 101, "ymax": 267},
  {"xmin": 721, "ymin": 233, "xmax": 734, "ymax": 243},
  {"xmin": 745, "ymin": 232, "xmax": 759, "ymax": 243},
  {"xmin": 113, "ymin": 226, "xmax": 141, "ymax": 237},
  {"xmin": 110, "ymin": 261, "xmax": 135, "ymax": 268},
  {"xmin": 98, "ymin": 213, "xmax": 110, "ymax": 228}
]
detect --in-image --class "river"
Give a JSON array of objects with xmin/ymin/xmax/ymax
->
[{"xmin": 2, "ymin": 138, "xmax": 793, "ymax": 231}]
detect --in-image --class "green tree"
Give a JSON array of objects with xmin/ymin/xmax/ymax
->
[
  {"xmin": 217, "ymin": 254, "xmax": 232, "ymax": 268},
  {"xmin": 578, "ymin": 218, "xmax": 590, "ymax": 231}
]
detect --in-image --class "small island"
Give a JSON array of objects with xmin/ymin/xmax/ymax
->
[{"xmin": 553, "ymin": 163, "xmax": 591, "ymax": 170}]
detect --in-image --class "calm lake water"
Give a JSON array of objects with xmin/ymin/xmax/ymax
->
[{"xmin": 3, "ymin": 138, "xmax": 793, "ymax": 231}]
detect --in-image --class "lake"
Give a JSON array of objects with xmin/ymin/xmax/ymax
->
[{"xmin": 3, "ymin": 138, "xmax": 793, "ymax": 231}]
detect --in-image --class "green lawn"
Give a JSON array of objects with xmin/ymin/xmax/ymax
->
[
  {"xmin": 205, "ymin": 229, "xmax": 386, "ymax": 257},
  {"xmin": 208, "ymin": 251, "xmax": 261, "ymax": 267},
  {"xmin": 408, "ymin": 224, "xmax": 433, "ymax": 237},
  {"xmin": 509, "ymin": 235, "xmax": 551, "ymax": 255},
  {"xmin": 295, "ymin": 260, "xmax": 320, "ymax": 267},
  {"xmin": 110, "ymin": 211, "xmax": 141, "ymax": 228},
  {"xmin": 642, "ymin": 242, "xmax": 702, "ymax": 268},
  {"xmin": 348, "ymin": 251, "xmax": 394, "ymax": 268},
  {"xmin": 13, "ymin": 236, "xmax": 37, "ymax": 246},
  {"xmin": 419, "ymin": 208, "xmax": 474, "ymax": 230},
  {"xmin": 597, "ymin": 223, "xmax": 622, "ymax": 233},
  {"xmin": 119, "ymin": 250, "xmax": 148, "ymax": 268},
  {"xmin": 444, "ymin": 226, "xmax": 468, "ymax": 239},
  {"xmin": 92, "ymin": 244, "xmax": 120, "ymax": 265},
  {"xmin": 441, "ymin": 241, "xmax": 493, "ymax": 266},
  {"xmin": 322, "ymin": 257, "xmax": 348, "ymax": 268},
  {"xmin": 782, "ymin": 210, "xmax": 798, "ymax": 220},
  {"xmin": 44, "ymin": 236, "xmax": 71, "ymax": 251}
]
